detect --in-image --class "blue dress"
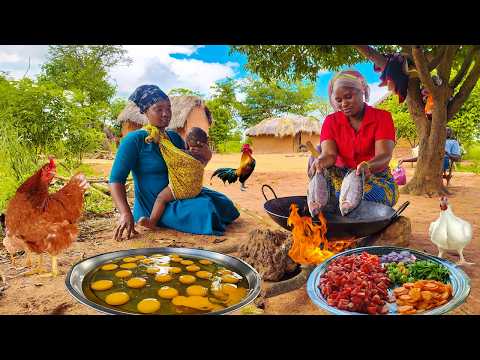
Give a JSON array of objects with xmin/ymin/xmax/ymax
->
[{"xmin": 109, "ymin": 129, "xmax": 240, "ymax": 235}]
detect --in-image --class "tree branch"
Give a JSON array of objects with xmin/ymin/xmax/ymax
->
[
  {"xmin": 428, "ymin": 47, "xmax": 446, "ymax": 71},
  {"xmin": 412, "ymin": 46, "xmax": 436, "ymax": 95},
  {"xmin": 437, "ymin": 45, "xmax": 459, "ymax": 84},
  {"xmin": 447, "ymin": 57, "xmax": 480, "ymax": 119},
  {"xmin": 352, "ymin": 45, "xmax": 388, "ymax": 70},
  {"xmin": 400, "ymin": 45, "xmax": 413, "ymax": 59},
  {"xmin": 449, "ymin": 46, "xmax": 480, "ymax": 90}
]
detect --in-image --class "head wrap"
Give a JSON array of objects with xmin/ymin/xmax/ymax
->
[
  {"xmin": 328, "ymin": 70, "xmax": 370, "ymax": 111},
  {"xmin": 129, "ymin": 85, "xmax": 169, "ymax": 114}
]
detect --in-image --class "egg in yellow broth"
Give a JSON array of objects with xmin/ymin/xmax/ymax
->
[{"xmin": 84, "ymin": 252, "xmax": 250, "ymax": 315}]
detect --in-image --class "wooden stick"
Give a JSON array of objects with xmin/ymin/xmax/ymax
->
[
  {"xmin": 55, "ymin": 175, "xmax": 132, "ymax": 184},
  {"xmin": 91, "ymin": 183, "xmax": 111, "ymax": 196},
  {"xmin": 88, "ymin": 185, "xmax": 111, "ymax": 199}
]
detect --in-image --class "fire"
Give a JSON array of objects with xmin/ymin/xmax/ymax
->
[{"xmin": 287, "ymin": 204, "xmax": 356, "ymax": 265}]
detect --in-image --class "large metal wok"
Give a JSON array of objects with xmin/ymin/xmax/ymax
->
[{"xmin": 262, "ymin": 185, "xmax": 409, "ymax": 238}]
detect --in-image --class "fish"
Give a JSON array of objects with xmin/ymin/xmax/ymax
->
[
  {"xmin": 339, "ymin": 170, "xmax": 365, "ymax": 216},
  {"xmin": 307, "ymin": 170, "xmax": 329, "ymax": 218}
]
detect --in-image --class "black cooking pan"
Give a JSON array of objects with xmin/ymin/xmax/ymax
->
[{"xmin": 262, "ymin": 184, "xmax": 409, "ymax": 238}]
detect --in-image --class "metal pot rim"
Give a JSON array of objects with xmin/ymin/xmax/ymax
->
[{"xmin": 65, "ymin": 247, "xmax": 262, "ymax": 315}]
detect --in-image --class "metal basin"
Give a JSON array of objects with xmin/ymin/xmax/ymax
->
[
  {"xmin": 65, "ymin": 247, "xmax": 262, "ymax": 315},
  {"xmin": 307, "ymin": 246, "xmax": 471, "ymax": 315}
]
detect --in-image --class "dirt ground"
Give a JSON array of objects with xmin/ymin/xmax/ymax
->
[{"xmin": 0, "ymin": 151, "xmax": 478, "ymax": 315}]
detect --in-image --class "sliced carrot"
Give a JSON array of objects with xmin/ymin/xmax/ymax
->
[
  {"xmin": 394, "ymin": 287, "xmax": 407, "ymax": 295},
  {"xmin": 398, "ymin": 305, "xmax": 414, "ymax": 313},
  {"xmin": 424, "ymin": 283, "xmax": 439, "ymax": 291}
]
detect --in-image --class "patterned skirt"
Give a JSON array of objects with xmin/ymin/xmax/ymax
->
[{"xmin": 326, "ymin": 167, "xmax": 399, "ymax": 207}]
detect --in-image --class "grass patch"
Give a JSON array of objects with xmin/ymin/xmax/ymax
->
[
  {"xmin": 216, "ymin": 140, "xmax": 242, "ymax": 154},
  {"xmin": 464, "ymin": 143, "xmax": 480, "ymax": 161},
  {"xmin": 83, "ymin": 188, "xmax": 115, "ymax": 216},
  {"xmin": 456, "ymin": 160, "xmax": 480, "ymax": 174}
]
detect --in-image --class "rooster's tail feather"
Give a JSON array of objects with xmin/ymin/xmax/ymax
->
[{"xmin": 211, "ymin": 168, "xmax": 238, "ymax": 184}]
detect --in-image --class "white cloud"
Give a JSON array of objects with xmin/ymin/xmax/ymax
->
[
  {"xmin": 0, "ymin": 45, "xmax": 238, "ymax": 100},
  {"xmin": 0, "ymin": 45, "xmax": 49, "ymax": 79},
  {"xmin": 0, "ymin": 52, "xmax": 20, "ymax": 63},
  {"xmin": 110, "ymin": 45, "xmax": 237, "ymax": 98}
]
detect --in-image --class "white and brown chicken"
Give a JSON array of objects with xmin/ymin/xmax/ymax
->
[{"xmin": 429, "ymin": 196, "xmax": 474, "ymax": 266}]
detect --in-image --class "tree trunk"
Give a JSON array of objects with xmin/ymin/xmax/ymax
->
[{"xmin": 401, "ymin": 78, "xmax": 449, "ymax": 196}]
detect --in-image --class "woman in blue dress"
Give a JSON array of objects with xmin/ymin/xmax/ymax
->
[{"xmin": 109, "ymin": 85, "xmax": 240, "ymax": 240}]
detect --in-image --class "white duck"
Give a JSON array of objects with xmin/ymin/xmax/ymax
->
[{"xmin": 429, "ymin": 196, "xmax": 474, "ymax": 266}]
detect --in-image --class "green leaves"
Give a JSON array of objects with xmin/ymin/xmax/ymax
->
[
  {"xmin": 0, "ymin": 74, "xmax": 110, "ymax": 211},
  {"xmin": 236, "ymin": 78, "xmax": 329, "ymax": 128},
  {"xmin": 407, "ymin": 260, "xmax": 450, "ymax": 283},
  {"xmin": 231, "ymin": 45, "xmax": 397, "ymax": 82},
  {"xmin": 40, "ymin": 45, "xmax": 131, "ymax": 104},
  {"xmin": 206, "ymin": 78, "xmax": 241, "ymax": 150},
  {"xmin": 168, "ymin": 88, "xmax": 205, "ymax": 98},
  {"xmin": 376, "ymin": 95, "xmax": 418, "ymax": 147}
]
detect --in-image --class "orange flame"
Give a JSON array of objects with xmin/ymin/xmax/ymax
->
[{"xmin": 287, "ymin": 204, "xmax": 356, "ymax": 265}]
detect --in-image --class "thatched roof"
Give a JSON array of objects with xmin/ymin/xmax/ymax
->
[
  {"xmin": 116, "ymin": 96, "xmax": 213, "ymax": 129},
  {"xmin": 245, "ymin": 114, "xmax": 321, "ymax": 137},
  {"xmin": 117, "ymin": 101, "xmax": 148, "ymax": 126},
  {"xmin": 167, "ymin": 95, "xmax": 213, "ymax": 131}
]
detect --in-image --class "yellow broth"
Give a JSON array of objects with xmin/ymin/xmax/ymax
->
[{"xmin": 82, "ymin": 254, "xmax": 249, "ymax": 315}]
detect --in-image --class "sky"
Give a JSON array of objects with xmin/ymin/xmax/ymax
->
[{"xmin": 0, "ymin": 45, "xmax": 389, "ymax": 108}]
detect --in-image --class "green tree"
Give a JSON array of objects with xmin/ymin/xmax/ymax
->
[
  {"xmin": 0, "ymin": 76, "xmax": 105, "ymax": 169},
  {"xmin": 39, "ymin": 45, "xmax": 131, "ymax": 104},
  {"xmin": 377, "ymin": 95, "xmax": 418, "ymax": 147},
  {"xmin": 448, "ymin": 82, "xmax": 480, "ymax": 146},
  {"xmin": 378, "ymin": 84, "xmax": 480, "ymax": 148},
  {"xmin": 205, "ymin": 78, "xmax": 241, "ymax": 150},
  {"xmin": 108, "ymin": 98, "xmax": 128, "ymax": 120},
  {"xmin": 237, "ymin": 77, "xmax": 328, "ymax": 128},
  {"xmin": 232, "ymin": 45, "xmax": 480, "ymax": 195},
  {"xmin": 108, "ymin": 97, "xmax": 128, "ymax": 137},
  {"xmin": 168, "ymin": 88, "xmax": 204, "ymax": 98}
]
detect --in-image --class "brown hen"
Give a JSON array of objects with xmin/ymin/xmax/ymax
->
[{"xmin": 4, "ymin": 158, "xmax": 88, "ymax": 276}]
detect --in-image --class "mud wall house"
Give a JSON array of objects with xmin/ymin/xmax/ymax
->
[{"xmin": 245, "ymin": 114, "xmax": 322, "ymax": 154}]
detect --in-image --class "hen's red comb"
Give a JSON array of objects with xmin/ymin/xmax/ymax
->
[{"xmin": 48, "ymin": 157, "xmax": 56, "ymax": 168}]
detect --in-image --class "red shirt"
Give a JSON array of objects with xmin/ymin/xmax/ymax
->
[{"xmin": 320, "ymin": 104, "xmax": 396, "ymax": 171}]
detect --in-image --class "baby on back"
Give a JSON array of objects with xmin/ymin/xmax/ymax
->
[
  {"xmin": 184, "ymin": 127, "xmax": 209, "ymax": 165},
  {"xmin": 138, "ymin": 127, "xmax": 210, "ymax": 230}
]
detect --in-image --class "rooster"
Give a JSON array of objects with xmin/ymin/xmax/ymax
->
[
  {"xmin": 429, "ymin": 196, "xmax": 474, "ymax": 266},
  {"xmin": 3, "ymin": 158, "xmax": 89, "ymax": 276},
  {"xmin": 211, "ymin": 144, "xmax": 255, "ymax": 191}
]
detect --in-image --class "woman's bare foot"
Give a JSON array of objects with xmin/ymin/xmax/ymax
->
[{"xmin": 137, "ymin": 217, "xmax": 161, "ymax": 230}]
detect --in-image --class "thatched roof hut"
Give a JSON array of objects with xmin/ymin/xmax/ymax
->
[
  {"xmin": 117, "ymin": 101, "xmax": 148, "ymax": 126},
  {"xmin": 167, "ymin": 95, "xmax": 213, "ymax": 140},
  {"xmin": 116, "ymin": 96, "xmax": 213, "ymax": 142},
  {"xmin": 246, "ymin": 114, "xmax": 322, "ymax": 154}
]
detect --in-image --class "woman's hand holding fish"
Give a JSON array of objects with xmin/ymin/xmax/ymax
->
[
  {"xmin": 356, "ymin": 161, "xmax": 372, "ymax": 180},
  {"xmin": 313, "ymin": 157, "xmax": 331, "ymax": 173}
]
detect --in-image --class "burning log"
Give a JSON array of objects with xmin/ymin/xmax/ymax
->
[{"xmin": 287, "ymin": 204, "xmax": 355, "ymax": 266}]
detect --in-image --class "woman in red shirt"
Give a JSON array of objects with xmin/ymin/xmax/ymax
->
[{"xmin": 310, "ymin": 70, "xmax": 399, "ymax": 208}]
